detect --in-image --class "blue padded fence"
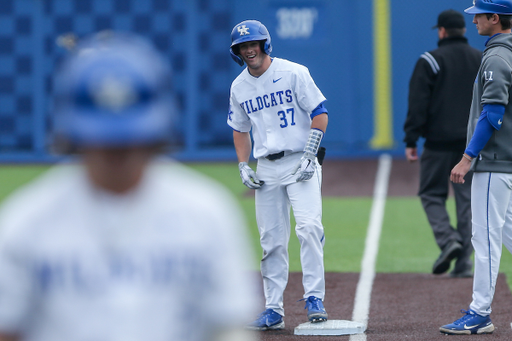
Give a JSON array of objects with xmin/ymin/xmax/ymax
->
[{"xmin": 0, "ymin": 0, "xmax": 487, "ymax": 162}]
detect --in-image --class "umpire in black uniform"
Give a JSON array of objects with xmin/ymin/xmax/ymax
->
[{"xmin": 403, "ymin": 9, "xmax": 481, "ymax": 277}]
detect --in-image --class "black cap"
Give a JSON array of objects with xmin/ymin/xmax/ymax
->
[{"xmin": 432, "ymin": 9, "xmax": 466, "ymax": 29}]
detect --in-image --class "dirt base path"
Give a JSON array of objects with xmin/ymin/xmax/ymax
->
[{"xmin": 255, "ymin": 272, "xmax": 512, "ymax": 340}]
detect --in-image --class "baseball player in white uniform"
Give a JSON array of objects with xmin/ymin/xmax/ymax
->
[
  {"xmin": 227, "ymin": 20, "xmax": 329, "ymax": 330},
  {"xmin": 0, "ymin": 32, "xmax": 257, "ymax": 341}
]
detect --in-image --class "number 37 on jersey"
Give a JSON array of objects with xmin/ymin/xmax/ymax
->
[{"xmin": 228, "ymin": 88, "xmax": 296, "ymax": 129}]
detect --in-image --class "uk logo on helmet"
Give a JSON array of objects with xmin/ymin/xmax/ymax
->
[
  {"xmin": 92, "ymin": 75, "xmax": 138, "ymax": 112},
  {"xmin": 237, "ymin": 25, "xmax": 249, "ymax": 36}
]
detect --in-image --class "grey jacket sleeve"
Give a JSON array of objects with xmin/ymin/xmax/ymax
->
[{"xmin": 481, "ymin": 53, "xmax": 512, "ymax": 106}]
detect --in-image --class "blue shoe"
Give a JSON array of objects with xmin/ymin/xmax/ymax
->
[
  {"xmin": 440, "ymin": 309, "xmax": 494, "ymax": 335},
  {"xmin": 301, "ymin": 296, "xmax": 328, "ymax": 322},
  {"xmin": 245, "ymin": 309, "xmax": 284, "ymax": 331}
]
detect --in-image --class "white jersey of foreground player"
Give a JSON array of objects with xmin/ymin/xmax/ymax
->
[
  {"xmin": 0, "ymin": 159, "xmax": 256, "ymax": 341},
  {"xmin": 228, "ymin": 57, "xmax": 326, "ymax": 159}
]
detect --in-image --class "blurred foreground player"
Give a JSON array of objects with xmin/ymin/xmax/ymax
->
[{"xmin": 0, "ymin": 32, "xmax": 256, "ymax": 341}]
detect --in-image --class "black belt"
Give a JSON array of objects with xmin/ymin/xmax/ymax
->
[{"xmin": 265, "ymin": 151, "xmax": 285, "ymax": 160}]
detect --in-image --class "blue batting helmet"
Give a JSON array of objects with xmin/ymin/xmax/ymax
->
[
  {"xmin": 465, "ymin": 0, "xmax": 512, "ymax": 15},
  {"xmin": 53, "ymin": 31, "xmax": 174, "ymax": 149},
  {"xmin": 230, "ymin": 20, "xmax": 272, "ymax": 66}
]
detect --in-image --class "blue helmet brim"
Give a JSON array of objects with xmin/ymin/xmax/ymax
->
[
  {"xmin": 55, "ymin": 101, "xmax": 173, "ymax": 147},
  {"xmin": 465, "ymin": 5, "xmax": 512, "ymax": 14},
  {"xmin": 465, "ymin": 6, "xmax": 486, "ymax": 14},
  {"xmin": 230, "ymin": 35, "xmax": 268, "ymax": 48}
]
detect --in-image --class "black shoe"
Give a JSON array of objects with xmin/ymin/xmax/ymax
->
[{"xmin": 433, "ymin": 241, "xmax": 462, "ymax": 275}]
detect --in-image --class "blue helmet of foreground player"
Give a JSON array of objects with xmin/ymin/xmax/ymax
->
[
  {"xmin": 230, "ymin": 20, "xmax": 272, "ymax": 66},
  {"xmin": 465, "ymin": 0, "xmax": 512, "ymax": 14},
  {"xmin": 53, "ymin": 31, "xmax": 174, "ymax": 149}
]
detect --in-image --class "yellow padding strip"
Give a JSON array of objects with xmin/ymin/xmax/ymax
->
[{"xmin": 370, "ymin": 0, "xmax": 394, "ymax": 149}]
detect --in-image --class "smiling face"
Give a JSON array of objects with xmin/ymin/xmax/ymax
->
[{"xmin": 237, "ymin": 40, "xmax": 271, "ymax": 77}]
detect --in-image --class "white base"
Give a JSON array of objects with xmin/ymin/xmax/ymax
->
[{"xmin": 294, "ymin": 320, "xmax": 366, "ymax": 336}]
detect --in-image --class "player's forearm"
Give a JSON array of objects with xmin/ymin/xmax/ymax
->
[
  {"xmin": 233, "ymin": 131, "xmax": 252, "ymax": 163},
  {"xmin": 311, "ymin": 113, "xmax": 328, "ymax": 133}
]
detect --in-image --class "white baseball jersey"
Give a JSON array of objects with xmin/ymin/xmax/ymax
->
[
  {"xmin": 228, "ymin": 57, "xmax": 326, "ymax": 159},
  {"xmin": 0, "ymin": 160, "xmax": 256, "ymax": 341}
]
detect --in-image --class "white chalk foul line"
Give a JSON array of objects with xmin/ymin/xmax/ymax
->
[{"xmin": 349, "ymin": 154, "xmax": 392, "ymax": 340}]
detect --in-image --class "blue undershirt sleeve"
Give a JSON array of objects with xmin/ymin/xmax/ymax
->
[
  {"xmin": 310, "ymin": 101, "xmax": 328, "ymax": 119},
  {"xmin": 465, "ymin": 104, "xmax": 505, "ymax": 158}
]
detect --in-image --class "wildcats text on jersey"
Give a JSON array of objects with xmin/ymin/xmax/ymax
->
[
  {"xmin": 33, "ymin": 250, "xmax": 212, "ymax": 294},
  {"xmin": 240, "ymin": 89, "xmax": 293, "ymax": 114}
]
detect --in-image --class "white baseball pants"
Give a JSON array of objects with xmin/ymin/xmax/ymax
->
[
  {"xmin": 470, "ymin": 172, "xmax": 512, "ymax": 316},
  {"xmin": 255, "ymin": 152, "xmax": 325, "ymax": 316}
]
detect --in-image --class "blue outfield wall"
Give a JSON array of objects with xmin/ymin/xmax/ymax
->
[{"xmin": 0, "ymin": 0, "xmax": 485, "ymax": 163}]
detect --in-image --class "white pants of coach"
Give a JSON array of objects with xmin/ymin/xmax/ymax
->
[
  {"xmin": 470, "ymin": 172, "xmax": 512, "ymax": 316},
  {"xmin": 255, "ymin": 152, "xmax": 326, "ymax": 317}
]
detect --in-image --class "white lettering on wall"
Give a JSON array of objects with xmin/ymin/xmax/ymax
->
[{"xmin": 276, "ymin": 7, "xmax": 318, "ymax": 39}]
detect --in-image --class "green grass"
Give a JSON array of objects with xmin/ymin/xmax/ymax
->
[
  {"xmin": 322, "ymin": 198, "xmax": 369, "ymax": 272},
  {"xmin": 379, "ymin": 196, "xmax": 512, "ymax": 289},
  {"xmin": 378, "ymin": 197, "xmax": 440, "ymax": 273},
  {"xmin": 0, "ymin": 165, "xmax": 49, "ymax": 202},
  {"xmin": 3, "ymin": 162, "xmax": 512, "ymax": 289}
]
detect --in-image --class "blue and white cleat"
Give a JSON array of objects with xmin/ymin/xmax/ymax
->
[
  {"xmin": 245, "ymin": 309, "xmax": 285, "ymax": 331},
  {"xmin": 440, "ymin": 309, "xmax": 494, "ymax": 335},
  {"xmin": 301, "ymin": 296, "xmax": 328, "ymax": 323}
]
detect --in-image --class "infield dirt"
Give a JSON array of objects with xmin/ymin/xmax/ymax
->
[{"xmin": 253, "ymin": 272, "xmax": 512, "ymax": 340}]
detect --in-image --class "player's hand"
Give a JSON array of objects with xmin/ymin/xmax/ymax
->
[
  {"xmin": 450, "ymin": 156, "xmax": 472, "ymax": 184},
  {"xmin": 405, "ymin": 147, "xmax": 418, "ymax": 162},
  {"xmin": 292, "ymin": 152, "xmax": 317, "ymax": 182},
  {"xmin": 238, "ymin": 162, "xmax": 263, "ymax": 189}
]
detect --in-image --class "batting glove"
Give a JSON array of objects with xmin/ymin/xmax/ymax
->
[
  {"xmin": 293, "ymin": 152, "xmax": 317, "ymax": 182},
  {"xmin": 238, "ymin": 162, "xmax": 263, "ymax": 189},
  {"xmin": 293, "ymin": 128, "xmax": 324, "ymax": 182}
]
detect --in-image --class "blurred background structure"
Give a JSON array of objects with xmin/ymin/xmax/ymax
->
[{"xmin": 0, "ymin": 0, "xmax": 487, "ymax": 162}]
